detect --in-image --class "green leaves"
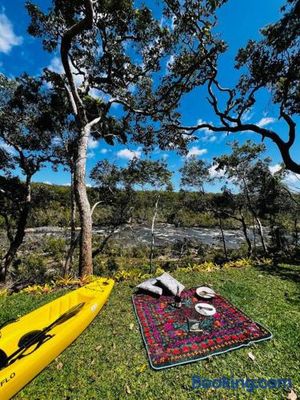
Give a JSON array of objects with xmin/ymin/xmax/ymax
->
[
  {"xmin": 235, "ymin": 0, "xmax": 300, "ymax": 114},
  {"xmin": 25, "ymin": 0, "xmax": 228, "ymax": 154},
  {"xmin": 180, "ymin": 157, "xmax": 210, "ymax": 192}
]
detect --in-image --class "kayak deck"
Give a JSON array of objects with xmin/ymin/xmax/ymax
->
[{"xmin": 0, "ymin": 278, "xmax": 114, "ymax": 399}]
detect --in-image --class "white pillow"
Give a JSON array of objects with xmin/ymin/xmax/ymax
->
[
  {"xmin": 136, "ymin": 278, "xmax": 163, "ymax": 296},
  {"xmin": 156, "ymin": 272, "xmax": 185, "ymax": 296}
]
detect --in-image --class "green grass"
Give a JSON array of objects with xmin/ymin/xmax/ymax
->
[{"xmin": 1, "ymin": 265, "xmax": 299, "ymax": 400}]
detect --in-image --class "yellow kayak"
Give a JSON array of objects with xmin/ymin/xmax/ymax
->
[{"xmin": 0, "ymin": 278, "xmax": 114, "ymax": 399}]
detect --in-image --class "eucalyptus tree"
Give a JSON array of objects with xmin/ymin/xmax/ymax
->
[
  {"xmin": 180, "ymin": 157, "xmax": 210, "ymax": 195},
  {"xmin": 214, "ymin": 141, "xmax": 270, "ymax": 255},
  {"xmin": 164, "ymin": 0, "xmax": 299, "ymax": 174},
  {"xmin": 52, "ymin": 128, "xmax": 79, "ymax": 275},
  {"xmin": 180, "ymin": 156, "xmax": 232, "ymax": 258},
  {"xmin": 213, "ymin": 189, "xmax": 254, "ymax": 257},
  {"xmin": 251, "ymin": 164, "xmax": 300, "ymax": 254},
  {"xmin": 90, "ymin": 159, "xmax": 133, "ymax": 258},
  {"xmin": 127, "ymin": 159, "xmax": 172, "ymax": 271},
  {"xmin": 91, "ymin": 158, "xmax": 171, "ymax": 271},
  {"xmin": 26, "ymin": 0, "xmax": 227, "ymax": 276},
  {"xmin": 0, "ymin": 75, "xmax": 58, "ymax": 281}
]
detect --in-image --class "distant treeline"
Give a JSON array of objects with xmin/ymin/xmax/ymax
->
[{"xmin": 1, "ymin": 182, "xmax": 297, "ymax": 231}]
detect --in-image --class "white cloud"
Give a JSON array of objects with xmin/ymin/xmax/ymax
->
[
  {"xmin": 116, "ymin": 148, "xmax": 142, "ymax": 160},
  {"xmin": 47, "ymin": 56, "xmax": 83, "ymax": 86},
  {"xmin": 284, "ymin": 172, "xmax": 300, "ymax": 191},
  {"xmin": 100, "ymin": 148, "xmax": 108, "ymax": 154},
  {"xmin": 269, "ymin": 164, "xmax": 299, "ymax": 191},
  {"xmin": 0, "ymin": 142, "xmax": 15, "ymax": 154},
  {"xmin": 196, "ymin": 119, "xmax": 214, "ymax": 135},
  {"xmin": 241, "ymin": 109, "xmax": 254, "ymax": 123},
  {"xmin": 89, "ymin": 88, "xmax": 100, "ymax": 98},
  {"xmin": 0, "ymin": 13, "xmax": 23, "ymax": 54},
  {"xmin": 186, "ymin": 146, "xmax": 208, "ymax": 158},
  {"xmin": 200, "ymin": 132, "xmax": 217, "ymax": 143},
  {"xmin": 88, "ymin": 136, "xmax": 98, "ymax": 149},
  {"xmin": 87, "ymin": 151, "xmax": 95, "ymax": 159},
  {"xmin": 256, "ymin": 117, "xmax": 275, "ymax": 128},
  {"xmin": 47, "ymin": 56, "xmax": 64, "ymax": 74},
  {"xmin": 208, "ymin": 164, "xmax": 226, "ymax": 179},
  {"xmin": 269, "ymin": 164, "xmax": 282, "ymax": 175},
  {"xmin": 166, "ymin": 55, "xmax": 175, "ymax": 72},
  {"xmin": 285, "ymin": 173, "xmax": 300, "ymax": 184},
  {"xmin": 196, "ymin": 119, "xmax": 219, "ymax": 143}
]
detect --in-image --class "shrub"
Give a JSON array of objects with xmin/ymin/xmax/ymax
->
[
  {"xmin": 22, "ymin": 283, "xmax": 53, "ymax": 295},
  {"xmin": 43, "ymin": 237, "xmax": 66, "ymax": 260},
  {"xmin": 0, "ymin": 288, "xmax": 8, "ymax": 297},
  {"xmin": 106, "ymin": 257, "xmax": 119, "ymax": 274},
  {"xmin": 131, "ymin": 245, "xmax": 149, "ymax": 259},
  {"xmin": 223, "ymin": 258, "xmax": 253, "ymax": 269},
  {"xmin": 93, "ymin": 255, "xmax": 107, "ymax": 276},
  {"xmin": 14, "ymin": 254, "xmax": 47, "ymax": 283},
  {"xmin": 178, "ymin": 261, "xmax": 218, "ymax": 272}
]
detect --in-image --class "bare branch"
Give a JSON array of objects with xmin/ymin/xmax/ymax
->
[{"xmin": 91, "ymin": 200, "xmax": 103, "ymax": 216}]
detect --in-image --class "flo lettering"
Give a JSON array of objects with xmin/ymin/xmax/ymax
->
[{"xmin": 0, "ymin": 372, "xmax": 15, "ymax": 387}]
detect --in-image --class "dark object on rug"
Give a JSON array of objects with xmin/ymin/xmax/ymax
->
[{"xmin": 132, "ymin": 288, "xmax": 272, "ymax": 370}]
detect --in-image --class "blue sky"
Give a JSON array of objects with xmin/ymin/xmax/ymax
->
[{"xmin": 0, "ymin": 0, "xmax": 299, "ymax": 191}]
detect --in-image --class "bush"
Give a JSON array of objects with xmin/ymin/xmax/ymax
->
[
  {"xmin": 93, "ymin": 255, "xmax": 107, "ymax": 276},
  {"xmin": 106, "ymin": 257, "xmax": 119, "ymax": 274},
  {"xmin": 14, "ymin": 254, "xmax": 48, "ymax": 283},
  {"xmin": 43, "ymin": 237, "xmax": 66, "ymax": 261},
  {"xmin": 131, "ymin": 245, "xmax": 149, "ymax": 259},
  {"xmin": 223, "ymin": 258, "xmax": 253, "ymax": 269}
]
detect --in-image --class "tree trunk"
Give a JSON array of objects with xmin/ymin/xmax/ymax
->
[
  {"xmin": 240, "ymin": 215, "xmax": 252, "ymax": 257},
  {"xmin": 0, "ymin": 176, "xmax": 32, "ymax": 282},
  {"xmin": 242, "ymin": 177, "xmax": 267, "ymax": 255},
  {"xmin": 255, "ymin": 216, "xmax": 268, "ymax": 255},
  {"xmin": 219, "ymin": 217, "xmax": 228, "ymax": 260},
  {"xmin": 252, "ymin": 217, "xmax": 257, "ymax": 254},
  {"xmin": 64, "ymin": 169, "xmax": 77, "ymax": 276},
  {"xmin": 74, "ymin": 126, "xmax": 93, "ymax": 277},
  {"xmin": 149, "ymin": 195, "xmax": 159, "ymax": 273}
]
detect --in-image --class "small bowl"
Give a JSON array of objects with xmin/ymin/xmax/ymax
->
[{"xmin": 196, "ymin": 286, "xmax": 215, "ymax": 299}]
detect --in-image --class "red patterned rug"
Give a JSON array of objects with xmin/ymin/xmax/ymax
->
[{"xmin": 132, "ymin": 288, "xmax": 272, "ymax": 370}]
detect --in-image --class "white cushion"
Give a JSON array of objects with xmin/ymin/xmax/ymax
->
[
  {"xmin": 136, "ymin": 278, "xmax": 163, "ymax": 296},
  {"xmin": 156, "ymin": 272, "xmax": 185, "ymax": 296}
]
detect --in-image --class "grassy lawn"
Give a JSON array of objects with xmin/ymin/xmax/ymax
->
[{"xmin": 1, "ymin": 265, "xmax": 299, "ymax": 400}]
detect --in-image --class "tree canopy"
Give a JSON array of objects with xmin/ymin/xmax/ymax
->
[{"xmin": 163, "ymin": 0, "xmax": 300, "ymax": 173}]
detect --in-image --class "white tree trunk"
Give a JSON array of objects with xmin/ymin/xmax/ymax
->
[
  {"xmin": 64, "ymin": 168, "xmax": 77, "ymax": 276},
  {"xmin": 256, "ymin": 216, "xmax": 267, "ymax": 255},
  {"xmin": 149, "ymin": 195, "xmax": 160, "ymax": 273},
  {"xmin": 74, "ymin": 126, "xmax": 93, "ymax": 276}
]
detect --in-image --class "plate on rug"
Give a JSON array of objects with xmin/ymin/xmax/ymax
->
[
  {"xmin": 195, "ymin": 303, "xmax": 216, "ymax": 316},
  {"xmin": 196, "ymin": 286, "xmax": 215, "ymax": 299}
]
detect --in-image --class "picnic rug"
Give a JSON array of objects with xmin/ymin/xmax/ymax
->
[{"xmin": 132, "ymin": 288, "xmax": 272, "ymax": 370}]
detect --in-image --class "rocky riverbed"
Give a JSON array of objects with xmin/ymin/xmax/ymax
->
[{"xmin": 23, "ymin": 223, "xmax": 265, "ymax": 249}]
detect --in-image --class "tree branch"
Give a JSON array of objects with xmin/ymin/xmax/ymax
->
[
  {"xmin": 60, "ymin": 0, "xmax": 94, "ymax": 121},
  {"xmin": 170, "ymin": 119, "xmax": 300, "ymax": 173}
]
